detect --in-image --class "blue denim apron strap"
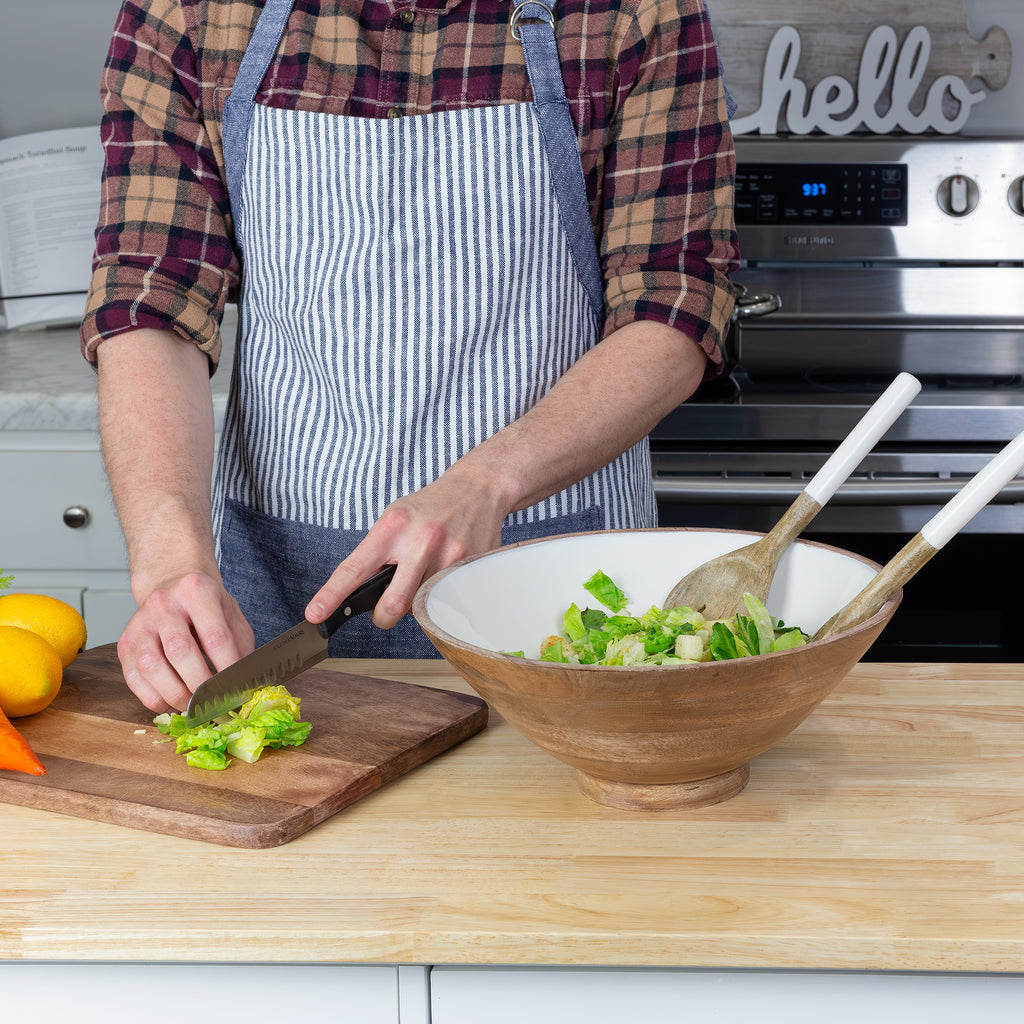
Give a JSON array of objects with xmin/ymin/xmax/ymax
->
[
  {"xmin": 512, "ymin": 0, "xmax": 604, "ymax": 320},
  {"xmin": 222, "ymin": 0, "xmax": 297, "ymax": 202}
]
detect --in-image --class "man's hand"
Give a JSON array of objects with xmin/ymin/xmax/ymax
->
[
  {"xmin": 306, "ymin": 464, "xmax": 507, "ymax": 629},
  {"xmin": 116, "ymin": 572, "xmax": 255, "ymax": 712}
]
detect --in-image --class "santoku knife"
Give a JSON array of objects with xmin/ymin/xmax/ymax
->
[{"xmin": 184, "ymin": 565, "xmax": 397, "ymax": 727}]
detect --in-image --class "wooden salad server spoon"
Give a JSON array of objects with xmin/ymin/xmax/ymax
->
[
  {"xmin": 663, "ymin": 372, "xmax": 922, "ymax": 618},
  {"xmin": 813, "ymin": 426, "xmax": 1024, "ymax": 642}
]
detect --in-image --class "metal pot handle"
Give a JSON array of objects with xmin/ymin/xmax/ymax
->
[
  {"xmin": 733, "ymin": 282, "xmax": 778, "ymax": 321},
  {"xmin": 731, "ymin": 282, "xmax": 782, "ymax": 320},
  {"xmin": 734, "ymin": 293, "xmax": 782, "ymax": 319}
]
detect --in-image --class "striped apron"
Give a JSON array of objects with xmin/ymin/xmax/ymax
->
[{"xmin": 214, "ymin": 0, "xmax": 657, "ymax": 657}]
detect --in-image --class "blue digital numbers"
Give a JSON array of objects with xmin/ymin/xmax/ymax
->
[{"xmin": 802, "ymin": 182, "xmax": 827, "ymax": 197}]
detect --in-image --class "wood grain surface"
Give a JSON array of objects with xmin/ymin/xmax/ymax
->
[
  {"xmin": 0, "ymin": 645, "xmax": 487, "ymax": 848},
  {"xmin": 3, "ymin": 659, "xmax": 1023, "ymax": 971},
  {"xmin": 711, "ymin": 0, "xmax": 1012, "ymax": 127}
]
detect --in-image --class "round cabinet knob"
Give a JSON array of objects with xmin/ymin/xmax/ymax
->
[
  {"xmin": 1008, "ymin": 176, "xmax": 1024, "ymax": 217},
  {"xmin": 62, "ymin": 505, "xmax": 91, "ymax": 529},
  {"xmin": 936, "ymin": 174, "xmax": 979, "ymax": 217}
]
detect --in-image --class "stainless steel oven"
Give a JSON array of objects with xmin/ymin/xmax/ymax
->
[{"xmin": 652, "ymin": 136, "xmax": 1024, "ymax": 661}]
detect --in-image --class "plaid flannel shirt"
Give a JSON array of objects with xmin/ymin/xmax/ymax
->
[{"xmin": 82, "ymin": 0, "xmax": 739, "ymax": 371}]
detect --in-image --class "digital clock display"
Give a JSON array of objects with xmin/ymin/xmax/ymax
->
[
  {"xmin": 790, "ymin": 170, "xmax": 843, "ymax": 205},
  {"xmin": 735, "ymin": 162, "xmax": 909, "ymax": 226}
]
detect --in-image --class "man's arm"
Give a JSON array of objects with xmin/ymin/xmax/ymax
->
[
  {"xmin": 306, "ymin": 319, "xmax": 706, "ymax": 627},
  {"xmin": 97, "ymin": 329, "xmax": 254, "ymax": 711}
]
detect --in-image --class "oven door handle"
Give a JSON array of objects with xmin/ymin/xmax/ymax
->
[{"xmin": 653, "ymin": 478, "xmax": 1024, "ymax": 505}]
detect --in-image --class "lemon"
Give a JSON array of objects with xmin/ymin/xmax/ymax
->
[
  {"xmin": 0, "ymin": 624, "xmax": 63, "ymax": 717},
  {"xmin": 0, "ymin": 593, "xmax": 87, "ymax": 669}
]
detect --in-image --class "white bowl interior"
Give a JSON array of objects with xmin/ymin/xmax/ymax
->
[{"xmin": 423, "ymin": 530, "xmax": 879, "ymax": 655}]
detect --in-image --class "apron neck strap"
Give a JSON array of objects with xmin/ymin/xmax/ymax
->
[{"xmin": 222, "ymin": 0, "xmax": 297, "ymax": 200}]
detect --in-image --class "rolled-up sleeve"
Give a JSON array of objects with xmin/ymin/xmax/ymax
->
[
  {"xmin": 596, "ymin": 0, "xmax": 739, "ymax": 373},
  {"xmin": 81, "ymin": 0, "xmax": 238, "ymax": 370}
]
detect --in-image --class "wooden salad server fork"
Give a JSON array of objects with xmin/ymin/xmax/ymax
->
[{"xmin": 663, "ymin": 372, "xmax": 922, "ymax": 618}]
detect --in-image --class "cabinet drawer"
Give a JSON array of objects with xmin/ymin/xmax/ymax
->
[
  {"xmin": 1, "ymin": 964, "xmax": 402, "ymax": 1023},
  {"xmin": 3, "ymin": 449, "xmax": 127, "ymax": 570},
  {"xmin": 430, "ymin": 968, "xmax": 1024, "ymax": 1023}
]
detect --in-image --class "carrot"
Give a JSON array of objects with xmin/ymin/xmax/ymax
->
[{"xmin": 0, "ymin": 704, "xmax": 46, "ymax": 775}]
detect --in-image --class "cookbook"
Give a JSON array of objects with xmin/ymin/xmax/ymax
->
[{"xmin": 0, "ymin": 125, "xmax": 103, "ymax": 332}]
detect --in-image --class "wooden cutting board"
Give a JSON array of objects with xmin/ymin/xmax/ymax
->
[{"xmin": 0, "ymin": 645, "xmax": 487, "ymax": 848}]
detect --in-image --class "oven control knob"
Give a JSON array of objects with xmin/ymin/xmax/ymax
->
[
  {"xmin": 1009, "ymin": 176, "xmax": 1024, "ymax": 216},
  {"xmin": 937, "ymin": 174, "xmax": 979, "ymax": 216}
]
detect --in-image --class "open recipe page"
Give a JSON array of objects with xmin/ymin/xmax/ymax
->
[{"xmin": 0, "ymin": 125, "xmax": 102, "ymax": 332}]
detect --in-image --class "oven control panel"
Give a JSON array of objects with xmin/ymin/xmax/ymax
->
[
  {"xmin": 733, "ymin": 137, "xmax": 1024, "ymax": 263},
  {"xmin": 735, "ymin": 162, "xmax": 908, "ymax": 226}
]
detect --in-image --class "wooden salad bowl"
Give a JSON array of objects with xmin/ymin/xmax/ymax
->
[{"xmin": 413, "ymin": 528, "xmax": 900, "ymax": 811}]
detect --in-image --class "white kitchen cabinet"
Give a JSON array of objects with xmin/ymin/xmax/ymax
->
[
  {"xmin": 3, "ymin": 441, "xmax": 123, "ymax": 569},
  {"xmin": 1, "ymin": 316, "xmax": 232, "ymax": 649},
  {"xmin": 1, "ymin": 431, "xmax": 134, "ymax": 648},
  {"xmin": 429, "ymin": 967, "xmax": 1024, "ymax": 1023},
  {"xmin": 1, "ymin": 963, "xmax": 408, "ymax": 1024}
]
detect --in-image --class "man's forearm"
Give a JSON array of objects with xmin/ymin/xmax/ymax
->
[
  {"xmin": 96, "ymin": 328, "xmax": 219, "ymax": 601},
  {"xmin": 447, "ymin": 319, "xmax": 707, "ymax": 515}
]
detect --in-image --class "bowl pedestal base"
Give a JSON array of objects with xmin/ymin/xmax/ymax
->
[{"xmin": 576, "ymin": 762, "xmax": 750, "ymax": 811}]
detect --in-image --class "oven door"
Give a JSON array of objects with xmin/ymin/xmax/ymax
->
[
  {"xmin": 651, "ymin": 430, "xmax": 1024, "ymax": 663},
  {"xmin": 730, "ymin": 265, "xmax": 1024, "ymax": 383}
]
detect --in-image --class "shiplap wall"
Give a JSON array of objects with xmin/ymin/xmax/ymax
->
[
  {"xmin": 712, "ymin": 0, "xmax": 1014, "ymax": 134},
  {"xmin": 0, "ymin": 0, "xmax": 1019, "ymax": 138}
]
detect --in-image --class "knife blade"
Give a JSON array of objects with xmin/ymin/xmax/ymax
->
[{"xmin": 184, "ymin": 564, "xmax": 397, "ymax": 727}]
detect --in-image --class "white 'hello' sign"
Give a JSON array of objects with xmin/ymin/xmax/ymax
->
[
  {"xmin": 732, "ymin": 25, "xmax": 988, "ymax": 135},
  {"xmin": 707, "ymin": 0, "xmax": 1012, "ymax": 137}
]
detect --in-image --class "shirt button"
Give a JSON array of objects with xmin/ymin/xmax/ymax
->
[
  {"xmin": 387, "ymin": 106, "xmax": 402, "ymax": 119},
  {"xmin": 400, "ymin": 9, "xmax": 414, "ymax": 23}
]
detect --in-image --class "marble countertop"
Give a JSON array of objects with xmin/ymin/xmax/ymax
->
[{"xmin": 0, "ymin": 310, "xmax": 236, "ymax": 432}]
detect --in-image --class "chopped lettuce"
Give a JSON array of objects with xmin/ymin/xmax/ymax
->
[
  {"xmin": 583, "ymin": 570, "xmax": 629, "ymax": 612},
  {"xmin": 533, "ymin": 572, "xmax": 807, "ymax": 666},
  {"xmin": 153, "ymin": 684, "xmax": 312, "ymax": 771},
  {"xmin": 237, "ymin": 684, "xmax": 302, "ymax": 720},
  {"xmin": 186, "ymin": 748, "xmax": 230, "ymax": 771}
]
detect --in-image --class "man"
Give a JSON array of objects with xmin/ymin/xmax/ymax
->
[{"xmin": 83, "ymin": 0, "xmax": 739, "ymax": 711}]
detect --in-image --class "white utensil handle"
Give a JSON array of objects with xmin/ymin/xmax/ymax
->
[
  {"xmin": 804, "ymin": 372, "xmax": 922, "ymax": 505},
  {"xmin": 921, "ymin": 429, "xmax": 1024, "ymax": 550}
]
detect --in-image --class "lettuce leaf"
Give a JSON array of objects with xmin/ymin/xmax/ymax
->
[
  {"xmin": 743, "ymin": 592, "xmax": 778, "ymax": 655},
  {"xmin": 185, "ymin": 749, "xmax": 229, "ymax": 771},
  {"xmin": 563, "ymin": 602, "xmax": 587, "ymax": 642},
  {"xmin": 153, "ymin": 684, "xmax": 311, "ymax": 771},
  {"xmin": 709, "ymin": 621, "xmax": 743, "ymax": 660},
  {"xmin": 537, "ymin": 572, "xmax": 807, "ymax": 666},
  {"xmin": 771, "ymin": 627, "xmax": 806, "ymax": 652},
  {"xmin": 583, "ymin": 570, "xmax": 628, "ymax": 612}
]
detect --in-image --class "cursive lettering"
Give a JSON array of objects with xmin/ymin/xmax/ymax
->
[{"xmin": 732, "ymin": 25, "xmax": 988, "ymax": 136}]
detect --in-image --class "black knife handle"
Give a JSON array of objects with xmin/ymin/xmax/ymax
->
[{"xmin": 317, "ymin": 564, "xmax": 398, "ymax": 639}]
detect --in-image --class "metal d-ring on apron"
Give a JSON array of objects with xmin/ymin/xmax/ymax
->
[{"xmin": 213, "ymin": 0, "xmax": 658, "ymax": 657}]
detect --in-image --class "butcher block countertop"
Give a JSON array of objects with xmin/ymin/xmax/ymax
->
[{"xmin": 3, "ymin": 659, "xmax": 1023, "ymax": 972}]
